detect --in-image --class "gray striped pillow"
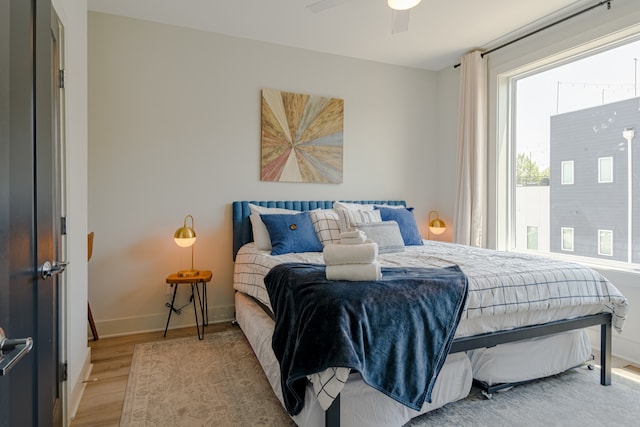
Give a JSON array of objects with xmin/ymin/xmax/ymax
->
[{"xmin": 356, "ymin": 221, "xmax": 406, "ymax": 254}]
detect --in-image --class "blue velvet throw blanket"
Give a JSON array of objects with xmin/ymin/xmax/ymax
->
[{"xmin": 264, "ymin": 262, "xmax": 469, "ymax": 416}]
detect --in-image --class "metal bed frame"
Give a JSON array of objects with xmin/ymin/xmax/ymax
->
[{"xmin": 325, "ymin": 312, "xmax": 612, "ymax": 427}]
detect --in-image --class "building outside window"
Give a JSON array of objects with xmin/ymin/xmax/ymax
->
[
  {"xmin": 598, "ymin": 229, "xmax": 613, "ymax": 256},
  {"xmin": 561, "ymin": 160, "xmax": 574, "ymax": 185},
  {"xmin": 527, "ymin": 226, "xmax": 539, "ymax": 250},
  {"xmin": 561, "ymin": 227, "xmax": 574, "ymax": 251},
  {"xmin": 598, "ymin": 157, "xmax": 613, "ymax": 183}
]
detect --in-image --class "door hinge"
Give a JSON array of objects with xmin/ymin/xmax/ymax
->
[
  {"xmin": 62, "ymin": 361, "xmax": 67, "ymax": 381},
  {"xmin": 61, "ymin": 216, "xmax": 67, "ymax": 235},
  {"xmin": 58, "ymin": 69, "xmax": 64, "ymax": 89}
]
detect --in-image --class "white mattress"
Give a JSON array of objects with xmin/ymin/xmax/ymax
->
[
  {"xmin": 235, "ymin": 291, "xmax": 473, "ymax": 427},
  {"xmin": 467, "ymin": 329, "xmax": 592, "ymax": 385}
]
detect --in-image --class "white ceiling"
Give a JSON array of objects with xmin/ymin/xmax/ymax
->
[{"xmin": 87, "ymin": 0, "xmax": 595, "ymax": 71}]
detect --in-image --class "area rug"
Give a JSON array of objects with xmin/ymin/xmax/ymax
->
[
  {"xmin": 120, "ymin": 328, "xmax": 295, "ymax": 426},
  {"xmin": 122, "ymin": 327, "xmax": 640, "ymax": 426},
  {"xmin": 410, "ymin": 364, "xmax": 640, "ymax": 426}
]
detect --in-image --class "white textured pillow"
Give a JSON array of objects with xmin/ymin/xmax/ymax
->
[
  {"xmin": 248, "ymin": 204, "xmax": 300, "ymax": 250},
  {"xmin": 335, "ymin": 208, "xmax": 382, "ymax": 232},
  {"xmin": 333, "ymin": 201, "xmax": 406, "ymax": 211},
  {"xmin": 333, "ymin": 201, "xmax": 375, "ymax": 211},
  {"xmin": 309, "ymin": 209, "xmax": 341, "ymax": 246},
  {"xmin": 356, "ymin": 221, "xmax": 406, "ymax": 254}
]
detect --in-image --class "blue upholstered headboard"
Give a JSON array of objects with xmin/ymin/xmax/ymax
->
[{"xmin": 232, "ymin": 200, "xmax": 406, "ymax": 260}]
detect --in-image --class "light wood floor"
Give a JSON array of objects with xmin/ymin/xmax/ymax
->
[{"xmin": 70, "ymin": 323, "xmax": 235, "ymax": 427}]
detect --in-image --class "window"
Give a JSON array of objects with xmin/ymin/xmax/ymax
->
[
  {"xmin": 527, "ymin": 226, "xmax": 538, "ymax": 250},
  {"xmin": 561, "ymin": 227, "xmax": 574, "ymax": 251},
  {"xmin": 509, "ymin": 36, "xmax": 640, "ymax": 267},
  {"xmin": 598, "ymin": 230, "xmax": 613, "ymax": 256},
  {"xmin": 598, "ymin": 157, "xmax": 613, "ymax": 183},
  {"xmin": 561, "ymin": 161, "xmax": 574, "ymax": 185}
]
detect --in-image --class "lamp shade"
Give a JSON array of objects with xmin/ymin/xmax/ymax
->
[
  {"xmin": 429, "ymin": 218, "xmax": 446, "ymax": 235},
  {"xmin": 388, "ymin": 0, "xmax": 421, "ymax": 11},
  {"xmin": 174, "ymin": 227, "xmax": 196, "ymax": 247},
  {"xmin": 428, "ymin": 210, "xmax": 446, "ymax": 237}
]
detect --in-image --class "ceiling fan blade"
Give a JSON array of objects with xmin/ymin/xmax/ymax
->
[
  {"xmin": 391, "ymin": 9, "xmax": 410, "ymax": 34},
  {"xmin": 307, "ymin": 0, "xmax": 352, "ymax": 13}
]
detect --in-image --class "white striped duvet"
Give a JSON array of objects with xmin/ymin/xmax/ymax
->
[{"xmin": 233, "ymin": 240, "xmax": 627, "ymax": 333}]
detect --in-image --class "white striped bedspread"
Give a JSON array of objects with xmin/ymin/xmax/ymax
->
[{"xmin": 233, "ymin": 240, "xmax": 628, "ymax": 411}]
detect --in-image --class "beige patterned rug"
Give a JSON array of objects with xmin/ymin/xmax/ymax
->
[
  {"xmin": 121, "ymin": 327, "xmax": 640, "ymax": 426},
  {"xmin": 120, "ymin": 328, "xmax": 295, "ymax": 426}
]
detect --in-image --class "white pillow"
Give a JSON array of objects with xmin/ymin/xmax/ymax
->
[
  {"xmin": 333, "ymin": 201, "xmax": 406, "ymax": 211},
  {"xmin": 309, "ymin": 209, "xmax": 341, "ymax": 246},
  {"xmin": 248, "ymin": 204, "xmax": 300, "ymax": 250},
  {"xmin": 333, "ymin": 201, "xmax": 375, "ymax": 211},
  {"xmin": 335, "ymin": 208, "xmax": 382, "ymax": 232}
]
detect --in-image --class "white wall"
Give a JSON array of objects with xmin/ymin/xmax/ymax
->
[
  {"xmin": 436, "ymin": 0, "xmax": 640, "ymax": 363},
  {"xmin": 87, "ymin": 12, "xmax": 439, "ymax": 336},
  {"xmin": 51, "ymin": 0, "xmax": 89, "ymax": 423},
  {"xmin": 433, "ymin": 65, "xmax": 462, "ymax": 242}
]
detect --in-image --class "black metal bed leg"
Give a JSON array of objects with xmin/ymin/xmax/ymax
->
[
  {"xmin": 325, "ymin": 394, "xmax": 340, "ymax": 427},
  {"xmin": 601, "ymin": 319, "xmax": 612, "ymax": 385}
]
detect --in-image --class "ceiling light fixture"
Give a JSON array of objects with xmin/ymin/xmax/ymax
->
[{"xmin": 388, "ymin": 0, "xmax": 421, "ymax": 11}]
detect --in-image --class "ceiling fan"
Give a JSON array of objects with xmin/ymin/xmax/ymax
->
[{"xmin": 307, "ymin": 0, "xmax": 422, "ymax": 34}]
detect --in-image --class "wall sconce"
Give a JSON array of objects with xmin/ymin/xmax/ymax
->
[
  {"xmin": 388, "ymin": 0, "xmax": 421, "ymax": 10},
  {"xmin": 174, "ymin": 214, "xmax": 198, "ymax": 277},
  {"xmin": 428, "ymin": 210, "xmax": 446, "ymax": 239}
]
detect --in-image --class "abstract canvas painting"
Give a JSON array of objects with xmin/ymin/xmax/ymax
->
[{"xmin": 261, "ymin": 89, "xmax": 343, "ymax": 183}]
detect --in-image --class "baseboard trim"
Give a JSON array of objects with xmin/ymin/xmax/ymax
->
[
  {"xmin": 68, "ymin": 349, "xmax": 92, "ymax": 420},
  {"xmin": 89, "ymin": 304, "xmax": 236, "ymax": 338},
  {"xmin": 586, "ymin": 327, "xmax": 640, "ymax": 366}
]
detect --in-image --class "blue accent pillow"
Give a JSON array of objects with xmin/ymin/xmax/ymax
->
[
  {"xmin": 260, "ymin": 212, "xmax": 323, "ymax": 255},
  {"xmin": 376, "ymin": 207, "xmax": 424, "ymax": 246}
]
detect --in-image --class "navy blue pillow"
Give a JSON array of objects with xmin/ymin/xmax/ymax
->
[
  {"xmin": 260, "ymin": 212, "xmax": 323, "ymax": 255},
  {"xmin": 376, "ymin": 207, "xmax": 424, "ymax": 246}
]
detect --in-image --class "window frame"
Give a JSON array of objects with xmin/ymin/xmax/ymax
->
[
  {"xmin": 561, "ymin": 227, "xmax": 574, "ymax": 252},
  {"xmin": 598, "ymin": 157, "xmax": 613, "ymax": 183},
  {"xmin": 561, "ymin": 160, "xmax": 574, "ymax": 185},
  {"xmin": 598, "ymin": 229, "xmax": 613, "ymax": 256}
]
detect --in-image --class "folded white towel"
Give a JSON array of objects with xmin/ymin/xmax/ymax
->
[
  {"xmin": 325, "ymin": 262, "xmax": 382, "ymax": 281},
  {"xmin": 341, "ymin": 235, "xmax": 367, "ymax": 245},
  {"xmin": 339, "ymin": 230, "xmax": 366, "ymax": 240},
  {"xmin": 323, "ymin": 242, "xmax": 379, "ymax": 265},
  {"xmin": 339, "ymin": 230, "xmax": 367, "ymax": 244}
]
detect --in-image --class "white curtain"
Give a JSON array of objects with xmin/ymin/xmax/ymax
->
[{"xmin": 453, "ymin": 50, "xmax": 487, "ymax": 247}]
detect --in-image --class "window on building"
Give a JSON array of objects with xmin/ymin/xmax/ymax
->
[
  {"xmin": 561, "ymin": 227, "xmax": 574, "ymax": 251},
  {"xmin": 509, "ymin": 35, "xmax": 640, "ymax": 267},
  {"xmin": 561, "ymin": 161, "xmax": 574, "ymax": 185},
  {"xmin": 527, "ymin": 226, "xmax": 539, "ymax": 250},
  {"xmin": 598, "ymin": 229, "xmax": 613, "ymax": 256},
  {"xmin": 598, "ymin": 157, "xmax": 613, "ymax": 183}
]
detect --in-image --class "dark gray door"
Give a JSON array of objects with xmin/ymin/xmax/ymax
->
[{"xmin": 0, "ymin": 0, "xmax": 63, "ymax": 425}]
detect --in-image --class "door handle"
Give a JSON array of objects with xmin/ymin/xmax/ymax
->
[
  {"xmin": 0, "ymin": 327, "xmax": 34, "ymax": 376},
  {"xmin": 40, "ymin": 260, "xmax": 69, "ymax": 279}
]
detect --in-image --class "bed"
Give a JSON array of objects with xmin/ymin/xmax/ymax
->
[{"xmin": 231, "ymin": 200, "xmax": 628, "ymax": 427}]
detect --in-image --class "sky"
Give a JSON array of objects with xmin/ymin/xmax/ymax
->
[{"xmin": 515, "ymin": 38, "xmax": 640, "ymax": 168}]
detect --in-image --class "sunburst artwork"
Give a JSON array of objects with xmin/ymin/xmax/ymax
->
[{"xmin": 261, "ymin": 89, "xmax": 344, "ymax": 183}]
